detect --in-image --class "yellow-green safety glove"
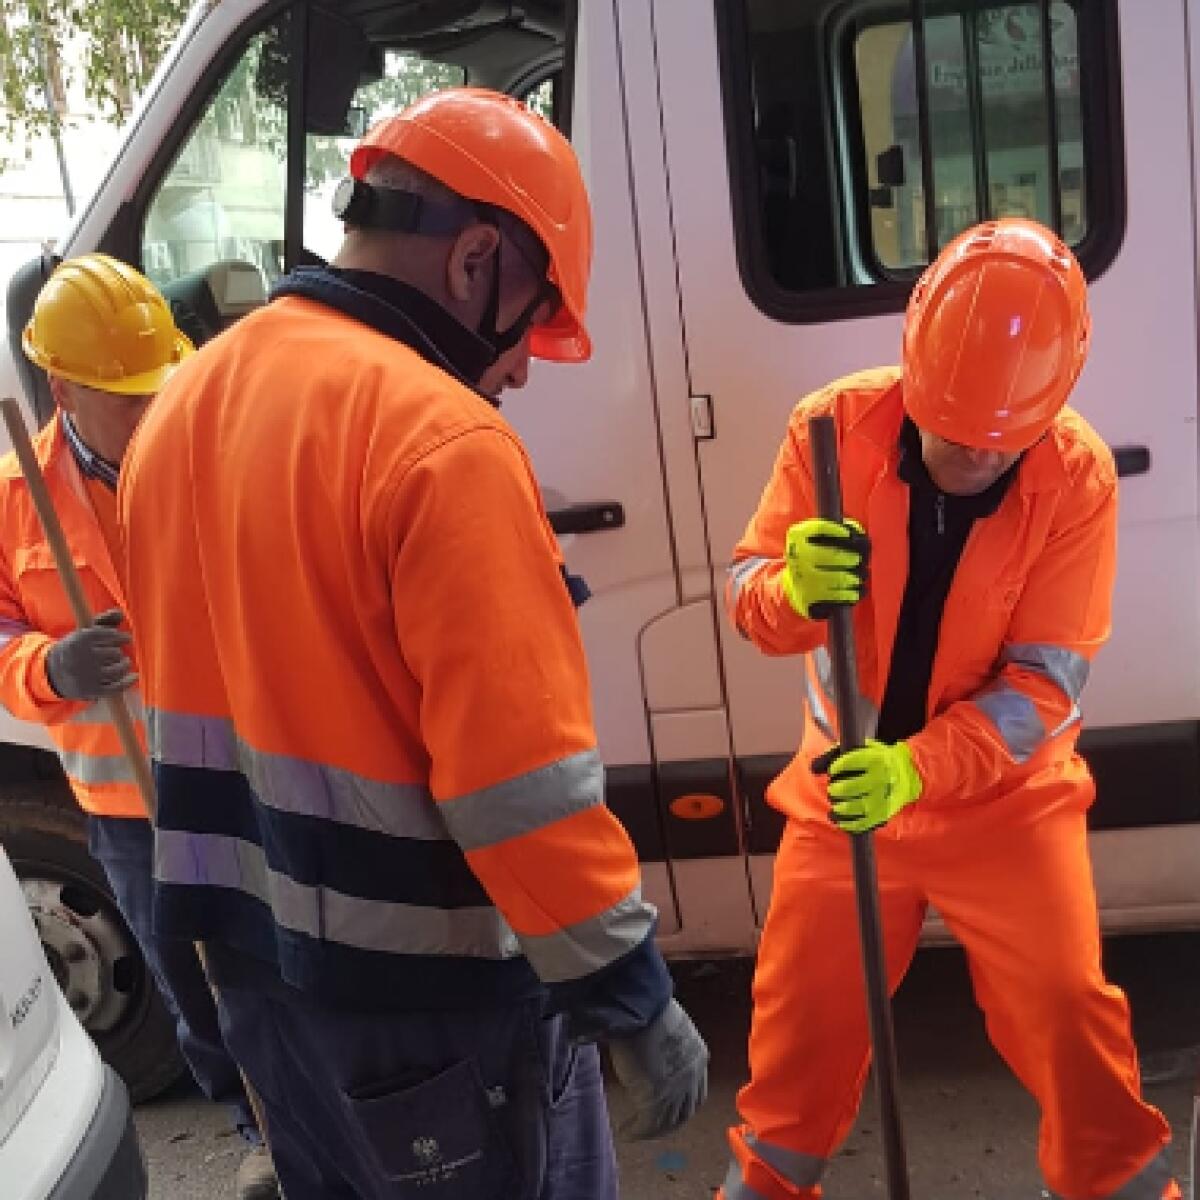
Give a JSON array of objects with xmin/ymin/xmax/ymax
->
[
  {"xmin": 781, "ymin": 518, "xmax": 870, "ymax": 620},
  {"xmin": 812, "ymin": 739, "xmax": 923, "ymax": 834}
]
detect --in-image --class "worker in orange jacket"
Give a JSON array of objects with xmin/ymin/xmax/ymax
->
[
  {"xmin": 118, "ymin": 88, "xmax": 708, "ymax": 1200},
  {"xmin": 0, "ymin": 254, "xmax": 276, "ymax": 1199},
  {"xmin": 722, "ymin": 218, "xmax": 1179, "ymax": 1200}
]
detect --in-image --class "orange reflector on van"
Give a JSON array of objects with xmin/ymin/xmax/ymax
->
[{"xmin": 670, "ymin": 793, "xmax": 725, "ymax": 821}]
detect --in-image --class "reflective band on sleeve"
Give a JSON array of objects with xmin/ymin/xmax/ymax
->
[
  {"xmin": 68, "ymin": 692, "xmax": 146, "ymax": 725},
  {"xmin": 971, "ymin": 685, "xmax": 1046, "ymax": 763},
  {"xmin": 57, "ymin": 747, "xmax": 136, "ymax": 785},
  {"xmin": 0, "ymin": 617, "xmax": 33, "ymax": 649},
  {"xmin": 1003, "ymin": 643, "xmax": 1090, "ymax": 703},
  {"xmin": 439, "ymin": 750, "xmax": 603, "ymax": 851},
  {"xmin": 516, "ymin": 887, "xmax": 656, "ymax": 983},
  {"xmin": 803, "ymin": 660, "xmax": 836, "ymax": 742},
  {"xmin": 727, "ymin": 556, "xmax": 772, "ymax": 606},
  {"xmin": 809, "ymin": 648, "xmax": 878, "ymax": 742}
]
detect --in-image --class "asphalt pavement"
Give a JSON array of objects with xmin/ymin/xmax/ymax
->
[{"xmin": 134, "ymin": 933, "xmax": 1200, "ymax": 1199}]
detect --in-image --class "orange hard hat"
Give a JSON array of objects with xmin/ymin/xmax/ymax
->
[
  {"xmin": 350, "ymin": 87, "xmax": 592, "ymax": 363},
  {"xmin": 902, "ymin": 218, "xmax": 1091, "ymax": 452}
]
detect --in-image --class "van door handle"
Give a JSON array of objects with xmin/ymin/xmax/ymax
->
[
  {"xmin": 548, "ymin": 501, "xmax": 625, "ymax": 535},
  {"xmin": 1112, "ymin": 446, "xmax": 1150, "ymax": 478}
]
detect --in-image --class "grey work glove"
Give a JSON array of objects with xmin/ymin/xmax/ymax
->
[
  {"xmin": 608, "ymin": 998, "xmax": 709, "ymax": 1140},
  {"xmin": 46, "ymin": 609, "xmax": 137, "ymax": 701}
]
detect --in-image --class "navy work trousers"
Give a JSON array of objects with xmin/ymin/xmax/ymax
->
[
  {"xmin": 86, "ymin": 815, "xmax": 257, "ymax": 1139},
  {"xmin": 213, "ymin": 959, "xmax": 619, "ymax": 1200}
]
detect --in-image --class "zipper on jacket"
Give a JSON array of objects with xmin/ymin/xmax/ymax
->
[{"xmin": 935, "ymin": 493, "xmax": 946, "ymax": 536}]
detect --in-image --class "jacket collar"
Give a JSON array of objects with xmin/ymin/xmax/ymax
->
[{"xmin": 270, "ymin": 267, "xmax": 499, "ymax": 402}]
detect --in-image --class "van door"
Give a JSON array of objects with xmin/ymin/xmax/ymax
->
[{"xmin": 652, "ymin": 0, "xmax": 1200, "ymax": 921}]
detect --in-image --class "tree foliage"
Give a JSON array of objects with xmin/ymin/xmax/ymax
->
[
  {"xmin": 0, "ymin": 0, "xmax": 189, "ymax": 162},
  {"xmin": 3, "ymin": 0, "xmax": 557, "ymax": 190}
]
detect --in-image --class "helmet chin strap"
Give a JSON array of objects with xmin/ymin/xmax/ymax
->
[{"xmin": 475, "ymin": 243, "xmax": 548, "ymax": 363}]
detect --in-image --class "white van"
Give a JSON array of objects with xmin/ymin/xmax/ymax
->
[
  {"xmin": 0, "ymin": 844, "xmax": 146, "ymax": 1198},
  {"xmin": 1, "ymin": 0, "xmax": 1198, "ymax": 1094}
]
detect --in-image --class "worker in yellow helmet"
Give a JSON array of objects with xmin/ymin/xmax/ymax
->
[{"xmin": 0, "ymin": 254, "xmax": 277, "ymax": 1200}]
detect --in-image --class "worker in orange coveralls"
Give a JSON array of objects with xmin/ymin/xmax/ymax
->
[{"xmin": 721, "ymin": 217, "xmax": 1180, "ymax": 1200}]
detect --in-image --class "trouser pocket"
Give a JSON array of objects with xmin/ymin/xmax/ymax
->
[{"xmin": 343, "ymin": 1058, "xmax": 517, "ymax": 1199}]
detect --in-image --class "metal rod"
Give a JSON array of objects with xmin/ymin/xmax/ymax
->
[
  {"xmin": 1039, "ymin": 0, "xmax": 1064, "ymax": 235},
  {"xmin": 1, "ymin": 398, "xmax": 154, "ymax": 814},
  {"xmin": 911, "ymin": 0, "xmax": 940, "ymax": 259},
  {"xmin": 963, "ymin": 2, "xmax": 991, "ymax": 221},
  {"xmin": 809, "ymin": 414, "xmax": 911, "ymax": 1200}
]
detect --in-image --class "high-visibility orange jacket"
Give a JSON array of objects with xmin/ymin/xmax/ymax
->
[
  {"xmin": 727, "ymin": 367, "xmax": 1117, "ymax": 828},
  {"xmin": 0, "ymin": 417, "xmax": 147, "ymax": 818},
  {"xmin": 118, "ymin": 289, "xmax": 669, "ymax": 1022}
]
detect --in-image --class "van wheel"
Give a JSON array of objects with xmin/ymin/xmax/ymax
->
[{"xmin": 0, "ymin": 787, "xmax": 185, "ymax": 1103}]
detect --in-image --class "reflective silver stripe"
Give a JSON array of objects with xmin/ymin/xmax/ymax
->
[
  {"xmin": 727, "ymin": 556, "xmax": 772, "ymax": 605},
  {"xmin": 722, "ymin": 1135, "xmax": 825, "ymax": 1199},
  {"xmin": 68, "ymin": 692, "xmax": 146, "ymax": 725},
  {"xmin": 810, "ymin": 647, "xmax": 879, "ymax": 741},
  {"xmin": 745, "ymin": 1133, "xmax": 825, "ymax": 1189},
  {"xmin": 1048, "ymin": 703, "xmax": 1082, "ymax": 740},
  {"xmin": 803, "ymin": 658, "xmax": 836, "ymax": 741},
  {"xmin": 440, "ymin": 750, "xmax": 603, "ymax": 852},
  {"xmin": 1048, "ymin": 1146, "xmax": 1172, "ymax": 1200},
  {"xmin": 0, "ymin": 617, "xmax": 32, "ymax": 649},
  {"xmin": 518, "ymin": 887, "xmax": 656, "ymax": 984},
  {"xmin": 148, "ymin": 708, "xmax": 451, "ymax": 842},
  {"xmin": 155, "ymin": 829, "xmax": 522, "ymax": 959},
  {"xmin": 57, "ymin": 748, "xmax": 136, "ymax": 786},
  {"xmin": 721, "ymin": 1161, "xmax": 771, "ymax": 1200},
  {"xmin": 971, "ymin": 685, "xmax": 1046, "ymax": 764},
  {"xmin": 1003, "ymin": 643, "xmax": 1090, "ymax": 703}
]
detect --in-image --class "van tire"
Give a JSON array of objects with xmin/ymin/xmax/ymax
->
[{"xmin": 0, "ymin": 785, "xmax": 185, "ymax": 1103}]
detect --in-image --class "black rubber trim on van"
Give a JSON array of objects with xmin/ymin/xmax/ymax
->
[
  {"xmin": 4, "ymin": 253, "xmax": 59, "ymax": 424},
  {"xmin": 713, "ymin": 0, "xmax": 1128, "ymax": 324},
  {"xmin": 737, "ymin": 720, "xmax": 1200, "ymax": 854},
  {"xmin": 48, "ymin": 1066, "xmax": 147, "ymax": 1200},
  {"xmin": 606, "ymin": 760, "xmax": 744, "ymax": 863},
  {"xmin": 656, "ymin": 757, "xmax": 743, "ymax": 860},
  {"xmin": 606, "ymin": 764, "xmax": 669, "ymax": 863}
]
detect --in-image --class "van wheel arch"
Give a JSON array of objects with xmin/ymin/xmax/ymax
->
[{"xmin": 0, "ymin": 783, "xmax": 185, "ymax": 1103}]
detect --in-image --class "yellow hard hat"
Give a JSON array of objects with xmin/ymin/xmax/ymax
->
[{"xmin": 23, "ymin": 253, "xmax": 193, "ymax": 395}]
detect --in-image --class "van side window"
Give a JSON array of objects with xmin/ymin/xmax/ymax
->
[
  {"xmin": 521, "ymin": 76, "xmax": 558, "ymax": 123},
  {"xmin": 142, "ymin": 16, "xmax": 290, "ymax": 297},
  {"xmin": 718, "ymin": 0, "xmax": 1122, "ymax": 317},
  {"xmin": 302, "ymin": 53, "xmax": 466, "ymax": 265}
]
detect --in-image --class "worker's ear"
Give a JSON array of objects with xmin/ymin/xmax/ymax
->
[
  {"xmin": 446, "ymin": 222, "xmax": 501, "ymax": 306},
  {"xmin": 47, "ymin": 374, "xmax": 77, "ymax": 415}
]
